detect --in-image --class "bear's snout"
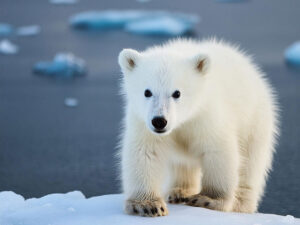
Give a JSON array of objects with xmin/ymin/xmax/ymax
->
[{"xmin": 152, "ymin": 117, "xmax": 167, "ymax": 132}]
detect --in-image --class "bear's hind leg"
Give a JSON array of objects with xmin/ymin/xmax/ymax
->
[{"xmin": 233, "ymin": 128, "xmax": 275, "ymax": 213}]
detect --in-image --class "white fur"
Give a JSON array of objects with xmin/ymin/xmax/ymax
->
[{"xmin": 118, "ymin": 39, "xmax": 279, "ymax": 216}]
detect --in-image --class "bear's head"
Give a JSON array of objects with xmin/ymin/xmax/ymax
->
[{"xmin": 118, "ymin": 48, "xmax": 210, "ymax": 136}]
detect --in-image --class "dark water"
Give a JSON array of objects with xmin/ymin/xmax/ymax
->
[{"xmin": 0, "ymin": 0, "xmax": 299, "ymax": 217}]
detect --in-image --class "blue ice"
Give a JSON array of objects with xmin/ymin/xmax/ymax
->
[
  {"xmin": 70, "ymin": 10, "xmax": 199, "ymax": 36},
  {"xmin": 49, "ymin": 0, "xmax": 78, "ymax": 4},
  {"xmin": 64, "ymin": 97, "xmax": 79, "ymax": 107},
  {"xmin": 285, "ymin": 41, "xmax": 300, "ymax": 67},
  {"xmin": 0, "ymin": 39, "xmax": 19, "ymax": 54},
  {"xmin": 0, "ymin": 23, "xmax": 13, "ymax": 36},
  {"xmin": 16, "ymin": 25, "xmax": 41, "ymax": 36},
  {"xmin": 70, "ymin": 10, "xmax": 146, "ymax": 29},
  {"xmin": 125, "ymin": 15, "xmax": 196, "ymax": 36},
  {"xmin": 136, "ymin": 0, "xmax": 151, "ymax": 2},
  {"xmin": 215, "ymin": 0, "xmax": 248, "ymax": 2},
  {"xmin": 0, "ymin": 23, "xmax": 41, "ymax": 36},
  {"xmin": 33, "ymin": 53, "xmax": 86, "ymax": 78}
]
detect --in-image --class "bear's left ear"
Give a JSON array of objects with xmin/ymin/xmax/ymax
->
[
  {"xmin": 191, "ymin": 54, "xmax": 210, "ymax": 74},
  {"xmin": 118, "ymin": 49, "xmax": 141, "ymax": 73}
]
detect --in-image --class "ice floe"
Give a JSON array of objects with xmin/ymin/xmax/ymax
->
[
  {"xmin": 16, "ymin": 25, "xmax": 41, "ymax": 36},
  {"xmin": 285, "ymin": 41, "xmax": 300, "ymax": 68},
  {"xmin": 70, "ymin": 10, "xmax": 199, "ymax": 36},
  {"xmin": 0, "ymin": 39, "xmax": 19, "ymax": 54},
  {"xmin": 33, "ymin": 52, "xmax": 86, "ymax": 78}
]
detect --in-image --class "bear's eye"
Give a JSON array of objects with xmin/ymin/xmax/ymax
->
[
  {"xmin": 144, "ymin": 89, "xmax": 152, "ymax": 98},
  {"xmin": 172, "ymin": 90, "xmax": 181, "ymax": 99}
]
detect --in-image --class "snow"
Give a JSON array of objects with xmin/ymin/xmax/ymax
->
[
  {"xmin": 70, "ymin": 10, "xmax": 199, "ymax": 36},
  {"xmin": 285, "ymin": 41, "xmax": 300, "ymax": 67},
  {"xmin": 0, "ymin": 39, "xmax": 19, "ymax": 54},
  {"xmin": 282, "ymin": 215, "xmax": 296, "ymax": 224},
  {"xmin": 0, "ymin": 191, "xmax": 299, "ymax": 225},
  {"xmin": 33, "ymin": 52, "xmax": 86, "ymax": 78}
]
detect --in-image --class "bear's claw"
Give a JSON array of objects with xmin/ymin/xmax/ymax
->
[
  {"xmin": 125, "ymin": 198, "xmax": 168, "ymax": 217},
  {"xmin": 168, "ymin": 187, "xmax": 193, "ymax": 204},
  {"xmin": 186, "ymin": 194, "xmax": 225, "ymax": 211}
]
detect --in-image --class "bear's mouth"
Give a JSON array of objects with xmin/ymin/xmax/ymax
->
[{"xmin": 154, "ymin": 129, "xmax": 166, "ymax": 134}]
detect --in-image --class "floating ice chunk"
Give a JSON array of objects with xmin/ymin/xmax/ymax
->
[
  {"xmin": 136, "ymin": 0, "xmax": 151, "ymax": 3},
  {"xmin": 0, "ymin": 39, "xmax": 19, "ymax": 54},
  {"xmin": 64, "ymin": 98, "xmax": 79, "ymax": 107},
  {"xmin": 0, "ymin": 23, "xmax": 13, "ymax": 36},
  {"xmin": 285, "ymin": 41, "xmax": 300, "ymax": 67},
  {"xmin": 215, "ymin": 0, "xmax": 248, "ymax": 2},
  {"xmin": 33, "ymin": 53, "xmax": 86, "ymax": 78},
  {"xmin": 125, "ymin": 16, "xmax": 195, "ymax": 36},
  {"xmin": 0, "ymin": 24, "xmax": 41, "ymax": 37},
  {"xmin": 16, "ymin": 25, "xmax": 41, "ymax": 36},
  {"xmin": 50, "ymin": 0, "xmax": 78, "ymax": 4},
  {"xmin": 70, "ymin": 10, "xmax": 147, "ymax": 29},
  {"xmin": 70, "ymin": 10, "xmax": 199, "ymax": 36}
]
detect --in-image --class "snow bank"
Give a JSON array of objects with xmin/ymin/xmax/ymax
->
[{"xmin": 0, "ymin": 191, "xmax": 298, "ymax": 225}]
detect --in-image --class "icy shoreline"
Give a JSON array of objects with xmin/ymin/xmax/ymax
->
[{"xmin": 0, "ymin": 191, "xmax": 298, "ymax": 225}]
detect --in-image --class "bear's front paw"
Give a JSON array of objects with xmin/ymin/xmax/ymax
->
[
  {"xmin": 125, "ymin": 198, "xmax": 168, "ymax": 217},
  {"xmin": 168, "ymin": 187, "xmax": 192, "ymax": 204},
  {"xmin": 186, "ymin": 194, "xmax": 226, "ymax": 211}
]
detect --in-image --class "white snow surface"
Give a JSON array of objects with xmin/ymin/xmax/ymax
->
[{"xmin": 0, "ymin": 191, "xmax": 299, "ymax": 225}]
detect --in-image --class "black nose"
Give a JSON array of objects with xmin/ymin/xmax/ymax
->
[{"xmin": 152, "ymin": 117, "xmax": 167, "ymax": 130}]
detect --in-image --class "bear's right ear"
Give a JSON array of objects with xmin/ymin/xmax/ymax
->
[
  {"xmin": 191, "ymin": 54, "xmax": 210, "ymax": 75},
  {"xmin": 118, "ymin": 49, "xmax": 141, "ymax": 73}
]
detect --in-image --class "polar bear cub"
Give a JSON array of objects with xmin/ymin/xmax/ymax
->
[{"xmin": 118, "ymin": 39, "xmax": 278, "ymax": 217}]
